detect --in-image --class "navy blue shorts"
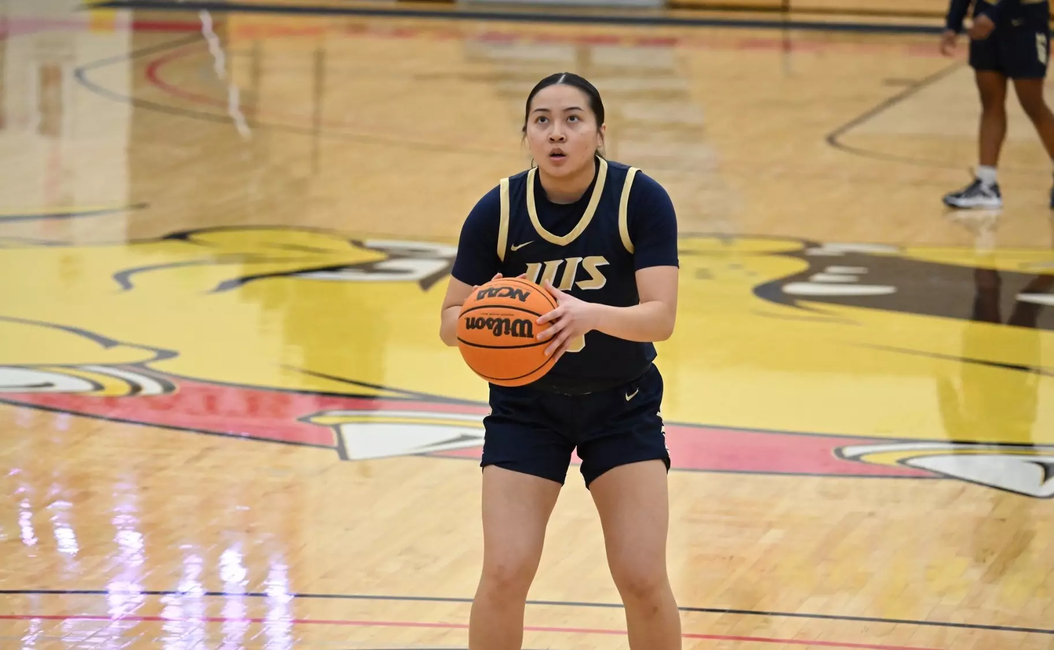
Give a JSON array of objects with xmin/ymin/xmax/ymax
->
[
  {"xmin": 480, "ymin": 364, "xmax": 670, "ymax": 487},
  {"xmin": 970, "ymin": 22, "xmax": 1050, "ymax": 79}
]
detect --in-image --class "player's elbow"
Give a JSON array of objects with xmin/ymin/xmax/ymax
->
[
  {"xmin": 440, "ymin": 308, "xmax": 461, "ymax": 347},
  {"xmin": 441, "ymin": 330, "xmax": 459, "ymax": 347},
  {"xmin": 653, "ymin": 307, "xmax": 676, "ymax": 342},
  {"xmin": 439, "ymin": 322, "xmax": 457, "ymax": 347}
]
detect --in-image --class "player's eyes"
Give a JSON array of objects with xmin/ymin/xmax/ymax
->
[
  {"xmin": 536, "ymin": 116, "xmax": 548, "ymax": 124},
  {"xmin": 568, "ymin": 115, "xmax": 579, "ymax": 122}
]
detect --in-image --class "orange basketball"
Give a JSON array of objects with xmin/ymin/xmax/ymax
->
[{"xmin": 457, "ymin": 277, "xmax": 558, "ymax": 387}]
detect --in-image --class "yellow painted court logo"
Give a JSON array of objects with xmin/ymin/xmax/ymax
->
[{"xmin": 0, "ymin": 218, "xmax": 1051, "ymax": 497}]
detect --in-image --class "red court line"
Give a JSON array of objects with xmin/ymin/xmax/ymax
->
[{"xmin": 0, "ymin": 614, "xmax": 939, "ymax": 650}]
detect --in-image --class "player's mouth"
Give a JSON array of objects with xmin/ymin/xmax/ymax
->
[{"xmin": 549, "ymin": 149, "xmax": 567, "ymax": 164}]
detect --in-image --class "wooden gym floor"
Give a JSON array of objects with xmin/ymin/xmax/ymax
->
[{"xmin": 1, "ymin": 0, "xmax": 1053, "ymax": 648}]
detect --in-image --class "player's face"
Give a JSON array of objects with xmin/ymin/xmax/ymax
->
[{"xmin": 525, "ymin": 84, "xmax": 604, "ymax": 179}]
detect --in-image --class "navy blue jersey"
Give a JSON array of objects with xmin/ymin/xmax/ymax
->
[{"xmin": 451, "ymin": 156, "xmax": 678, "ymax": 394}]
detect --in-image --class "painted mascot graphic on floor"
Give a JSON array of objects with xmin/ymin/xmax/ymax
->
[{"xmin": 0, "ymin": 219, "xmax": 1051, "ymax": 497}]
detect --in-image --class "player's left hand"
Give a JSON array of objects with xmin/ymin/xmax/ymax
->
[
  {"xmin": 969, "ymin": 14, "xmax": 995, "ymax": 40},
  {"xmin": 535, "ymin": 280, "xmax": 598, "ymax": 361}
]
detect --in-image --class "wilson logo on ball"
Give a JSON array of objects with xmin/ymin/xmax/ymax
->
[
  {"xmin": 475, "ymin": 286, "xmax": 532, "ymax": 302},
  {"xmin": 464, "ymin": 316, "xmax": 535, "ymax": 338},
  {"xmin": 457, "ymin": 278, "xmax": 558, "ymax": 387}
]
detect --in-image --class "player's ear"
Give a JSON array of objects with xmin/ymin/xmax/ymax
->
[{"xmin": 597, "ymin": 123, "xmax": 606, "ymax": 157}]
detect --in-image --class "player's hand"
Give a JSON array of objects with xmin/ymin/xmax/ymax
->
[
  {"xmin": 470, "ymin": 272, "xmax": 526, "ymax": 290},
  {"xmin": 471, "ymin": 273, "xmax": 504, "ymax": 290},
  {"xmin": 968, "ymin": 15, "xmax": 995, "ymax": 40},
  {"xmin": 535, "ymin": 280, "xmax": 598, "ymax": 361},
  {"xmin": 939, "ymin": 29, "xmax": 958, "ymax": 55}
]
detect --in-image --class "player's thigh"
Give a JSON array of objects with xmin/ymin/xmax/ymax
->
[
  {"xmin": 588, "ymin": 460, "xmax": 671, "ymax": 595},
  {"xmin": 577, "ymin": 367, "xmax": 672, "ymax": 588},
  {"xmin": 479, "ymin": 465, "xmax": 562, "ymax": 587},
  {"xmin": 974, "ymin": 67, "xmax": 1009, "ymax": 109},
  {"xmin": 479, "ymin": 390, "xmax": 571, "ymax": 584},
  {"xmin": 481, "ymin": 388, "xmax": 574, "ymax": 485},
  {"xmin": 970, "ymin": 34, "xmax": 1006, "ymax": 95}
]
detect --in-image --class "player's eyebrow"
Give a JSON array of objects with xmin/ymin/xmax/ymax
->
[{"xmin": 531, "ymin": 106, "xmax": 584, "ymax": 113}]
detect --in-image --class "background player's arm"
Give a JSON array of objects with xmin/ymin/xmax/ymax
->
[
  {"xmin": 941, "ymin": 0, "xmax": 973, "ymax": 52},
  {"xmin": 945, "ymin": 0, "xmax": 974, "ymax": 33}
]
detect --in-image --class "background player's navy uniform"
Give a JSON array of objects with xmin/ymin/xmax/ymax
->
[
  {"xmin": 947, "ymin": 0, "xmax": 1050, "ymax": 78},
  {"xmin": 451, "ymin": 156, "xmax": 679, "ymax": 486}
]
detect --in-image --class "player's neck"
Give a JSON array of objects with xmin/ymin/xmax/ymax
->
[{"xmin": 538, "ymin": 157, "xmax": 598, "ymax": 205}]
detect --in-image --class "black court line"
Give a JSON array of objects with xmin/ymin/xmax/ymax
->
[
  {"xmin": 1, "ymin": 589, "xmax": 1051, "ymax": 636},
  {"xmin": 94, "ymin": 0, "xmax": 946, "ymax": 35},
  {"xmin": 0, "ymin": 204, "xmax": 148, "ymax": 223},
  {"xmin": 825, "ymin": 60, "xmax": 1054, "ymax": 178},
  {"xmin": 824, "ymin": 61, "xmax": 975, "ymax": 171}
]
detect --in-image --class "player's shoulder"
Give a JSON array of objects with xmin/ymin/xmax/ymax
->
[
  {"xmin": 463, "ymin": 183, "xmax": 503, "ymax": 231},
  {"xmin": 604, "ymin": 159, "xmax": 669, "ymax": 197},
  {"xmin": 630, "ymin": 169, "xmax": 669, "ymax": 201},
  {"xmin": 618, "ymin": 165, "xmax": 673, "ymax": 213}
]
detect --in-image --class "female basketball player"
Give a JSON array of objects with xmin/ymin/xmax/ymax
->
[
  {"xmin": 439, "ymin": 72, "xmax": 682, "ymax": 650},
  {"xmin": 940, "ymin": 0, "xmax": 1054, "ymax": 209}
]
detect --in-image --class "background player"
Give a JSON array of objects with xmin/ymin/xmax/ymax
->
[
  {"xmin": 941, "ymin": 0, "xmax": 1054, "ymax": 208},
  {"xmin": 439, "ymin": 72, "xmax": 682, "ymax": 650}
]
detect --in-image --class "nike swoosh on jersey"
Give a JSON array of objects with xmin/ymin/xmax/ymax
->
[
  {"xmin": 510, "ymin": 241, "xmax": 533, "ymax": 251},
  {"xmin": 625, "ymin": 388, "xmax": 639, "ymax": 401}
]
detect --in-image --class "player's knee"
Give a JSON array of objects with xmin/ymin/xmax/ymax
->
[
  {"xmin": 1019, "ymin": 95, "xmax": 1050, "ymax": 122},
  {"xmin": 980, "ymin": 96, "xmax": 1007, "ymax": 115},
  {"xmin": 610, "ymin": 560, "xmax": 669, "ymax": 603},
  {"xmin": 479, "ymin": 554, "xmax": 537, "ymax": 597}
]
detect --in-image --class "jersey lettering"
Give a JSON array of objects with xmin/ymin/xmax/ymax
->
[{"xmin": 524, "ymin": 255, "xmax": 609, "ymax": 290}]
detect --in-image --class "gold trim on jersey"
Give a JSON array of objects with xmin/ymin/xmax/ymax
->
[
  {"xmin": 618, "ymin": 167, "xmax": 640, "ymax": 254},
  {"xmin": 497, "ymin": 177, "xmax": 510, "ymax": 262},
  {"xmin": 526, "ymin": 156, "xmax": 608, "ymax": 247}
]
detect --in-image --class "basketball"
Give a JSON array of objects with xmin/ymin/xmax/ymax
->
[{"xmin": 457, "ymin": 277, "xmax": 559, "ymax": 386}]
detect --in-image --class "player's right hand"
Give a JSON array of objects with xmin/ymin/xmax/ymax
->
[
  {"xmin": 968, "ymin": 14, "xmax": 995, "ymax": 40},
  {"xmin": 939, "ymin": 29, "xmax": 958, "ymax": 56}
]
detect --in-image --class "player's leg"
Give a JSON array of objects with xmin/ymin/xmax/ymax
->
[
  {"xmin": 977, "ymin": 71, "xmax": 1010, "ymax": 171},
  {"xmin": 469, "ymin": 466, "xmax": 562, "ymax": 650},
  {"xmin": 577, "ymin": 367, "xmax": 681, "ymax": 650},
  {"xmin": 469, "ymin": 388, "xmax": 571, "ymax": 650},
  {"xmin": 945, "ymin": 38, "xmax": 1008, "ymax": 208},
  {"xmin": 590, "ymin": 460, "xmax": 681, "ymax": 650}
]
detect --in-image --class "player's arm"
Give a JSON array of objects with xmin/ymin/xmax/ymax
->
[
  {"xmin": 945, "ymin": 0, "xmax": 974, "ymax": 33},
  {"xmin": 537, "ymin": 173, "xmax": 679, "ymax": 358},
  {"xmin": 439, "ymin": 188, "xmax": 502, "ymax": 347},
  {"xmin": 587, "ymin": 266, "xmax": 677, "ymax": 342},
  {"xmin": 440, "ymin": 273, "xmax": 508, "ymax": 346},
  {"xmin": 591, "ymin": 175, "xmax": 678, "ymax": 343},
  {"xmin": 941, "ymin": 0, "xmax": 973, "ymax": 52},
  {"xmin": 975, "ymin": 0, "xmax": 1020, "ymax": 27},
  {"xmin": 440, "ymin": 278, "xmax": 475, "ymax": 347}
]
